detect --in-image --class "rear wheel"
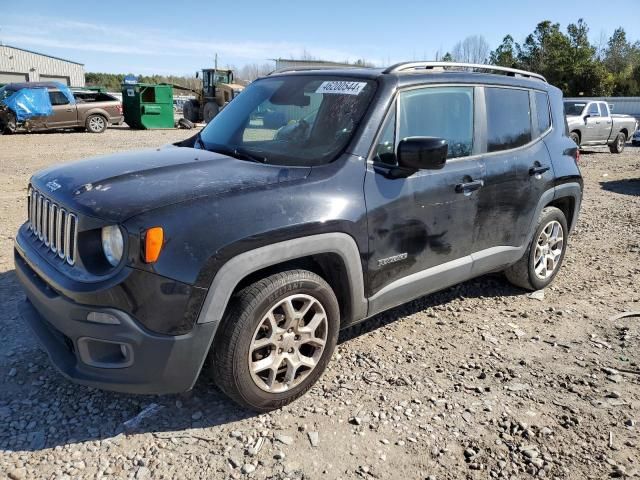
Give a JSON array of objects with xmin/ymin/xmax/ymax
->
[
  {"xmin": 85, "ymin": 114, "xmax": 107, "ymax": 133},
  {"xmin": 183, "ymin": 100, "xmax": 200, "ymax": 123},
  {"xmin": 211, "ymin": 270, "xmax": 339, "ymax": 412},
  {"xmin": 203, "ymin": 102, "xmax": 220, "ymax": 123},
  {"xmin": 505, "ymin": 206, "xmax": 568, "ymax": 291},
  {"xmin": 609, "ymin": 132, "xmax": 626, "ymax": 154}
]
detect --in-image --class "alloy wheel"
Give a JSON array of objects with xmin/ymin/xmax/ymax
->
[
  {"xmin": 248, "ymin": 294, "xmax": 328, "ymax": 393},
  {"xmin": 533, "ymin": 220, "xmax": 564, "ymax": 279},
  {"xmin": 89, "ymin": 116, "xmax": 105, "ymax": 132}
]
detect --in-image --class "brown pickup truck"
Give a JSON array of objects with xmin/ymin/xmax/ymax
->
[{"xmin": 0, "ymin": 82, "xmax": 123, "ymax": 134}]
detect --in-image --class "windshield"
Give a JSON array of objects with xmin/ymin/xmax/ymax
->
[
  {"xmin": 198, "ymin": 75, "xmax": 377, "ymax": 166},
  {"xmin": 564, "ymin": 101, "xmax": 586, "ymax": 116}
]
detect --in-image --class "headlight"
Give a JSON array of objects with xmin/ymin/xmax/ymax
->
[{"xmin": 101, "ymin": 225, "xmax": 124, "ymax": 267}]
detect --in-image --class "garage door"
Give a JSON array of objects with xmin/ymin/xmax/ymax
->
[
  {"xmin": 39, "ymin": 75, "xmax": 70, "ymax": 85},
  {"xmin": 0, "ymin": 72, "xmax": 28, "ymax": 84}
]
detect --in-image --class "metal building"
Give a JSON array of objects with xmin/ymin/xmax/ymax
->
[
  {"xmin": 0, "ymin": 45, "xmax": 85, "ymax": 87},
  {"xmin": 273, "ymin": 58, "xmax": 356, "ymax": 71}
]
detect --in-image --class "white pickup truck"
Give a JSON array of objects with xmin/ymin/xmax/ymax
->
[{"xmin": 564, "ymin": 100, "xmax": 638, "ymax": 153}]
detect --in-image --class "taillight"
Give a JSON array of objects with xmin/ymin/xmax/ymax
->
[{"xmin": 117, "ymin": 104, "xmax": 123, "ymax": 114}]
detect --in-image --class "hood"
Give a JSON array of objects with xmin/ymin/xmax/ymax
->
[{"xmin": 30, "ymin": 146, "xmax": 310, "ymax": 223}]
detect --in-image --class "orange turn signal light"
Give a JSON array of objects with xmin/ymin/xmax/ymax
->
[{"xmin": 144, "ymin": 227, "xmax": 164, "ymax": 263}]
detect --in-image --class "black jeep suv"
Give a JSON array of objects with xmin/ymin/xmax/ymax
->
[{"xmin": 15, "ymin": 62, "xmax": 582, "ymax": 411}]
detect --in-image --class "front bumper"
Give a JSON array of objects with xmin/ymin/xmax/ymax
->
[{"xmin": 15, "ymin": 250, "xmax": 216, "ymax": 394}]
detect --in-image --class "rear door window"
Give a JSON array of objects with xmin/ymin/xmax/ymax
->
[
  {"xmin": 48, "ymin": 91, "xmax": 70, "ymax": 106},
  {"xmin": 485, "ymin": 87, "xmax": 532, "ymax": 152},
  {"xmin": 398, "ymin": 86, "xmax": 474, "ymax": 158},
  {"xmin": 600, "ymin": 102, "xmax": 610, "ymax": 117}
]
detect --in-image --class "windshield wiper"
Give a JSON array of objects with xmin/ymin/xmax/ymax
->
[{"xmin": 209, "ymin": 144, "xmax": 268, "ymax": 164}]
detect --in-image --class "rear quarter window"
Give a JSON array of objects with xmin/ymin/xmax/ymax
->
[
  {"xmin": 485, "ymin": 87, "xmax": 532, "ymax": 152},
  {"xmin": 534, "ymin": 91, "xmax": 551, "ymax": 136}
]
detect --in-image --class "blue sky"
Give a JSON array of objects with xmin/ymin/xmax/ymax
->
[{"xmin": 2, "ymin": 0, "xmax": 638, "ymax": 75}]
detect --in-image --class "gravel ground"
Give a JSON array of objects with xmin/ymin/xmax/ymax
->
[{"xmin": 0, "ymin": 129, "xmax": 639, "ymax": 480}]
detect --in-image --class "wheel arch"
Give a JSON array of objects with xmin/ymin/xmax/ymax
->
[
  {"xmin": 83, "ymin": 109, "xmax": 110, "ymax": 123},
  {"xmin": 549, "ymin": 182, "xmax": 582, "ymax": 233},
  {"xmin": 547, "ymin": 196, "xmax": 576, "ymax": 233},
  {"xmin": 570, "ymin": 129, "xmax": 581, "ymax": 143},
  {"xmin": 196, "ymin": 233, "xmax": 368, "ymax": 329}
]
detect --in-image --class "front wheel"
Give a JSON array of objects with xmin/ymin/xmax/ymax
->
[
  {"xmin": 609, "ymin": 132, "xmax": 626, "ymax": 154},
  {"xmin": 211, "ymin": 270, "xmax": 340, "ymax": 412},
  {"xmin": 183, "ymin": 100, "xmax": 200, "ymax": 123},
  {"xmin": 505, "ymin": 206, "xmax": 568, "ymax": 291},
  {"xmin": 569, "ymin": 131, "xmax": 580, "ymax": 146}
]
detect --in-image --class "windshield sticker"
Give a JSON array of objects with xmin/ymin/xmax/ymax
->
[{"xmin": 316, "ymin": 81, "xmax": 367, "ymax": 95}]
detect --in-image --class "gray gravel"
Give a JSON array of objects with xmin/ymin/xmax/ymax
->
[{"xmin": 0, "ymin": 129, "xmax": 639, "ymax": 479}]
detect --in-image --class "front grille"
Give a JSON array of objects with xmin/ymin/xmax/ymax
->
[{"xmin": 27, "ymin": 186, "xmax": 78, "ymax": 265}]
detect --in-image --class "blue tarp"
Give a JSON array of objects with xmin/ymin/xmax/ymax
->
[
  {"xmin": 1, "ymin": 88, "xmax": 52, "ymax": 121},
  {"xmin": 53, "ymin": 82, "xmax": 76, "ymax": 105},
  {"xmin": 0, "ymin": 82, "xmax": 74, "ymax": 121}
]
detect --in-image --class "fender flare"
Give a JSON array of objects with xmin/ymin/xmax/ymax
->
[
  {"xmin": 553, "ymin": 182, "xmax": 582, "ymax": 233},
  {"xmin": 196, "ymin": 232, "xmax": 368, "ymax": 326},
  {"xmin": 523, "ymin": 182, "xmax": 582, "ymax": 254}
]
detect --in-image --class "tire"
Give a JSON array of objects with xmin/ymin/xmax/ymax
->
[
  {"xmin": 505, "ymin": 206, "xmax": 568, "ymax": 291},
  {"xmin": 609, "ymin": 132, "xmax": 626, "ymax": 154},
  {"xmin": 203, "ymin": 102, "xmax": 219, "ymax": 123},
  {"xmin": 85, "ymin": 114, "xmax": 107, "ymax": 133},
  {"xmin": 569, "ymin": 131, "xmax": 580, "ymax": 146},
  {"xmin": 177, "ymin": 118, "xmax": 194, "ymax": 129},
  {"xmin": 183, "ymin": 100, "xmax": 200, "ymax": 123},
  {"xmin": 1, "ymin": 112, "xmax": 17, "ymax": 134},
  {"xmin": 211, "ymin": 270, "xmax": 340, "ymax": 412}
]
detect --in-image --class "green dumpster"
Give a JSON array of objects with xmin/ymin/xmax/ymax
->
[{"xmin": 122, "ymin": 83, "xmax": 174, "ymax": 129}]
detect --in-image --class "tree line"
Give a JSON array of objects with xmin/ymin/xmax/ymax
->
[
  {"xmin": 485, "ymin": 20, "xmax": 639, "ymax": 96},
  {"xmin": 86, "ymin": 19, "xmax": 639, "ymax": 97}
]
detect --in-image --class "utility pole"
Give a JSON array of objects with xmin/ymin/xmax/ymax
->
[{"xmin": 214, "ymin": 53, "xmax": 218, "ymax": 84}]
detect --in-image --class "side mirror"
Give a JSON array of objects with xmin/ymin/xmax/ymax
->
[{"xmin": 397, "ymin": 137, "xmax": 448, "ymax": 171}]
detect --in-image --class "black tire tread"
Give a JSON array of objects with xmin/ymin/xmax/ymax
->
[{"xmin": 211, "ymin": 269, "xmax": 338, "ymax": 412}]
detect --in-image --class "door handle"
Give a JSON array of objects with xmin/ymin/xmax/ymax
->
[
  {"xmin": 66, "ymin": 109, "xmax": 73, "ymax": 112},
  {"xmin": 455, "ymin": 179, "xmax": 484, "ymax": 194},
  {"xmin": 529, "ymin": 165, "xmax": 550, "ymax": 176}
]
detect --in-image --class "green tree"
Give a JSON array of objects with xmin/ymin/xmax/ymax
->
[
  {"xmin": 517, "ymin": 21, "xmax": 574, "ymax": 91},
  {"xmin": 603, "ymin": 29, "xmax": 640, "ymax": 95},
  {"xmin": 605, "ymin": 28, "xmax": 630, "ymax": 75},
  {"xmin": 566, "ymin": 19, "xmax": 613, "ymax": 96},
  {"xmin": 489, "ymin": 35, "xmax": 519, "ymax": 68}
]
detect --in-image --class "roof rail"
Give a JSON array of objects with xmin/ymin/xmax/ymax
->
[
  {"xmin": 268, "ymin": 65, "xmax": 361, "ymax": 75},
  {"xmin": 383, "ymin": 62, "xmax": 547, "ymax": 83}
]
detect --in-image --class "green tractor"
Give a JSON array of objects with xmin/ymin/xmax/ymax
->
[{"xmin": 183, "ymin": 68, "xmax": 244, "ymax": 123}]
